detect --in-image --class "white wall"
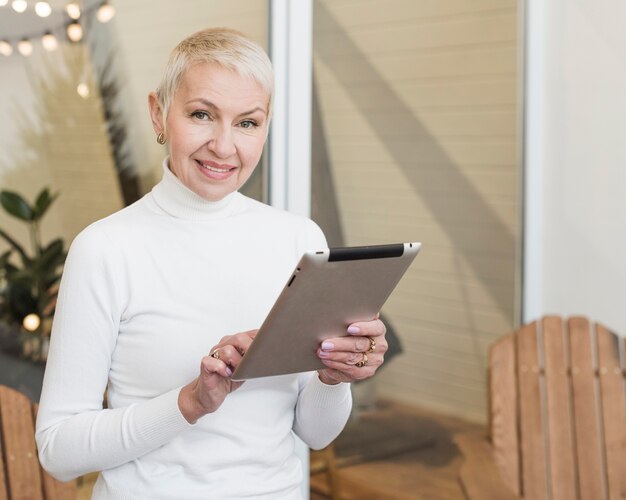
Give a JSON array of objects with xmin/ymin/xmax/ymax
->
[{"xmin": 524, "ymin": 0, "xmax": 626, "ymax": 336}]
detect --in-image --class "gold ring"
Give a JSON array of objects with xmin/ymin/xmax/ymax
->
[
  {"xmin": 367, "ymin": 337, "xmax": 376, "ymax": 353},
  {"xmin": 355, "ymin": 352, "xmax": 368, "ymax": 368},
  {"xmin": 210, "ymin": 349, "xmax": 221, "ymax": 360}
]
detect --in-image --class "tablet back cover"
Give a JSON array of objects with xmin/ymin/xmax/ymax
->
[{"xmin": 232, "ymin": 242, "xmax": 420, "ymax": 380}]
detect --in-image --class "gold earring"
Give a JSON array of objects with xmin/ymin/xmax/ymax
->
[{"xmin": 156, "ymin": 132, "xmax": 166, "ymax": 145}]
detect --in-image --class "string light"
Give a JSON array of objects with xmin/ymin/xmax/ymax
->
[
  {"xmin": 17, "ymin": 37, "xmax": 33, "ymax": 56},
  {"xmin": 41, "ymin": 31, "xmax": 57, "ymax": 51},
  {"xmin": 96, "ymin": 1, "xmax": 115, "ymax": 23},
  {"xmin": 66, "ymin": 21, "xmax": 82, "ymax": 42},
  {"xmin": 11, "ymin": 0, "xmax": 27, "ymax": 13},
  {"xmin": 77, "ymin": 82, "xmax": 90, "ymax": 99},
  {"xmin": 34, "ymin": 1, "xmax": 51, "ymax": 17},
  {"xmin": 2, "ymin": 1, "xmax": 115, "ymax": 56},
  {"xmin": 0, "ymin": 40, "xmax": 12, "ymax": 56},
  {"xmin": 65, "ymin": 1, "xmax": 80, "ymax": 20},
  {"xmin": 22, "ymin": 313, "xmax": 41, "ymax": 332}
]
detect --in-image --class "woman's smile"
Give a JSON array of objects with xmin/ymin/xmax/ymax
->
[{"xmin": 195, "ymin": 159, "xmax": 237, "ymax": 180}]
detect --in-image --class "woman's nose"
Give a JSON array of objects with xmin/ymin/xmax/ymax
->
[{"xmin": 208, "ymin": 124, "xmax": 236, "ymax": 159}]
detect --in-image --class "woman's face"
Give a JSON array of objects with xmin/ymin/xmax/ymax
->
[{"xmin": 149, "ymin": 62, "xmax": 269, "ymax": 201}]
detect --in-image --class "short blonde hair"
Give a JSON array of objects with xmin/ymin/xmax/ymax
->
[{"xmin": 156, "ymin": 28, "xmax": 274, "ymax": 119}]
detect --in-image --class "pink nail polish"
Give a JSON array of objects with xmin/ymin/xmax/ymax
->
[
  {"xmin": 347, "ymin": 326, "xmax": 361, "ymax": 334},
  {"xmin": 321, "ymin": 341, "xmax": 334, "ymax": 350}
]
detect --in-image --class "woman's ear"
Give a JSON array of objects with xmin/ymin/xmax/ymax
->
[{"xmin": 148, "ymin": 92, "xmax": 164, "ymax": 134}]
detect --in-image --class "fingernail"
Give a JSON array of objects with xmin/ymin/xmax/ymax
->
[
  {"xmin": 318, "ymin": 350, "xmax": 330, "ymax": 358},
  {"xmin": 347, "ymin": 326, "xmax": 361, "ymax": 335},
  {"xmin": 321, "ymin": 341, "xmax": 334, "ymax": 351},
  {"xmin": 226, "ymin": 367, "xmax": 233, "ymax": 376}
]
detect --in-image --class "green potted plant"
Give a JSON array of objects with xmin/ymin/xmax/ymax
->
[{"xmin": 0, "ymin": 187, "xmax": 66, "ymax": 361}]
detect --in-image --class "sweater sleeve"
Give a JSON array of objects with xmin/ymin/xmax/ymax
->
[
  {"xmin": 35, "ymin": 226, "xmax": 191, "ymax": 482},
  {"xmin": 293, "ymin": 373, "xmax": 352, "ymax": 449}
]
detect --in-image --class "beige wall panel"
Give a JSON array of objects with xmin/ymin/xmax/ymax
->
[
  {"xmin": 314, "ymin": 0, "xmax": 518, "ymax": 421},
  {"xmin": 316, "ymin": 79, "xmax": 516, "ymax": 109},
  {"xmin": 401, "ymin": 275, "xmax": 515, "ymax": 309},
  {"xmin": 316, "ymin": 12, "xmax": 516, "ymax": 56},
  {"xmin": 0, "ymin": 45, "xmax": 123, "ymax": 256},
  {"xmin": 381, "ymin": 376, "xmax": 485, "ymax": 422},
  {"xmin": 340, "ymin": 194, "xmax": 518, "ymax": 229},
  {"xmin": 315, "ymin": 47, "xmax": 517, "ymax": 83},
  {"xmin": 317, "ymin": 0, "xmax": 515, "ymax": 24},
  {"xmin": 319, "ymin": 108, "xmax": 516, "ymax": 138}
]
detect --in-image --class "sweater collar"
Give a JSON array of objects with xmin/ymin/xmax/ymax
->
[{"xmin": 150, "ymin": 158, "xmax": 243, "ymax": 220}]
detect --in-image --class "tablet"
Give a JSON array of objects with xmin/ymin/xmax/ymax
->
[{"xmin": 231, "ymin": 242, "xmax": 421, "ymax": 380}]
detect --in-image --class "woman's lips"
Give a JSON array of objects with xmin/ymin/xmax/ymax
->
[{"xmin": 195, "ymin": 159, "xmax": 236, "ymax": 180}]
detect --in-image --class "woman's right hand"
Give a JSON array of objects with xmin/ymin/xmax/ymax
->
[{"xmin": 178, "ymin": 330, "xmax": 257, "ymax": 424}]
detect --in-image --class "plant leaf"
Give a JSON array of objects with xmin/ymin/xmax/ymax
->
[
  {"xmin": 34, "ymin": 188, "xmax": 59, "ymax": 220},
  {"xmin": 0, "ymin": 190, "xmax": 33, "ymax": 221},
  {"xmin": 0, "ymin": 249, "xmax": 12, "ymax": 267},
  {"xmin": 0, "ymin": 227, "xmax": 29, "ymax": 261},
  {"xmin": 36, "ymin": 239, "xmax": 65, "ymax": 275}
]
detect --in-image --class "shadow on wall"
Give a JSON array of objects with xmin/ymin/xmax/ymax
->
[{"xmin": 312, "ymin": 2, "xmax": 516, "ymax": 320}]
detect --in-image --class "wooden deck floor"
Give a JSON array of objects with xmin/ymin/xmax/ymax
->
[
  {"xmin": 310, "ymin": 400, "xmax": 481, "ymax": 500},
  {"xmin": 77, "ymin": 400, "xmax": 480, "ymax": 499}
]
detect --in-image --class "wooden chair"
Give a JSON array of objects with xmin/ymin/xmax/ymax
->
[
  {"xmin": 310, "ymin": 444, "xmax": 341, "ymax": 499},
  {"xmin": 456, "ymin": 316, "xmax": 626, "ymax": 500},
  {"xmin": 0, "ymin": 384, "xmax": 76, "ymax": 499}
]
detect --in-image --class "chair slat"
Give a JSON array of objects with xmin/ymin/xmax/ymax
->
[
  {"xmin": 542, "ymin": 316, "xmax": 577, "ymax": 500},
  {"xmin": 40, "ymin": 472, "xmax": 78, "ymax": 500},
  {"xmin": 595, "ymin": 324, "xmax": 626, "ymax": 500},
  {"xmin": 0, "ymin": 386, "xmax": 44, "ymax": 500},
  {"xmin": 32, "ymin": 404, "xmax": 77, "ymax": 500},
  {"xmin": 517, "ymin": 321, "xmax": 548, "ymax": 500},
  {"xmin": 569, "ymin": 317, "xmax": 605, "ymax": 500},
  {"xmin": 488, "ymin": 334, "xmax": 520, "ymax": 496},
  {"xmin": 0, "ymin": 419, "xmax": 8, "ymax": 500},
  {"xmin": 456, "ymin": 432, "xmax": 518, "ymax": 500}
]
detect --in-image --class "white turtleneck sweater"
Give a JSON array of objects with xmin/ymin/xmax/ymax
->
[{"xmin": 35, "ymin": 163, "xmax": 352, "ymax": 500}]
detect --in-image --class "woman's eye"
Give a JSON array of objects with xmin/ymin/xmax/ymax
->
[
  {"xmin": 240, "ymin": 120, "xmax": 258, "ymax": 129},
  {"xmin": 191, "ymin": 111, "xmax": 210, "ymax": 120}
]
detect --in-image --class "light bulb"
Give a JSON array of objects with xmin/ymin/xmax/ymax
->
[
  {"xmin": 77, "ymin": 82, "xmax": 90, "ymax": 99},
  {"xmin": 42, "ymin": 31, "xmax": 58, "ymax": 51},
  {"xmin": 35, "ymin": 1, "xmax": 51, "ymax": 17},
  {"xmin": 11, "ymin": 0, "xmax": 27, "ymax": 13},
  {"xmin": 23, "ymin": 313, "xmax": 41, "ymax": 332},
  {"xmin": 96, "ymin": 1, "xmax": 115, "ymax": 23},
  {"xmin": 66, "ymin": 21, "xmax": 83, "ymax": 42},
  {"xmin": 65, "ymin": 1, "xmax": 80, "ymax": 19},
  {"xmin": 0, "ymin": 40, "xmax": 12, "ymax": 56},
  {"xmin": 17, "ymin": 38, "xmax": 33, "ymax": 56}
]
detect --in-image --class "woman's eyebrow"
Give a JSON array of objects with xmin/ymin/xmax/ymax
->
[
  {"xmin": 186, "ymin": 98, "xmax": 218, "ymax": 109},
  {"xmin": 237, "ymin": 107, "xmax": 266, "ymax": 118},
  {"xmin": 185, "ymin": 98, "xmax": 266, "ymax": 117}
]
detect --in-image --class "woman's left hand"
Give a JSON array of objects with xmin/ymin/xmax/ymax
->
[{"xmin": 316, "ymin": 316, "xmax": 388, "ymax": 385}]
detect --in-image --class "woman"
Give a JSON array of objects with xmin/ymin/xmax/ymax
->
[{"xmin": 36, "ymin": 28, "xmax": 388, "ymax": 500}]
